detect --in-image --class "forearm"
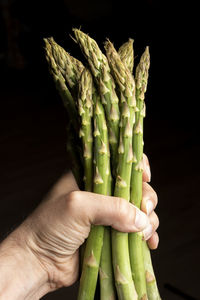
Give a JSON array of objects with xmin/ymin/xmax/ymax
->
[
  {"xmin": 0, "ymin": 171, "xmax": 78, "ymax": 300},
  {"xmin": 0, "ymin": 225, "xmax": 49, "ymax": 300}
]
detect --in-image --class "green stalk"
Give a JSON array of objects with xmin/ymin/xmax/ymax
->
[
  {"xmin": 138, "ymin": 48, "xmax": 161, "ymax": 300},
  {"xmin": 66, "ymin": 121, "xmax": 83, "ymax": 189},
  {"xmin": 105, "ymin": 40, "xmax": 137, "ymax": 300},
  {"xmin": 44, "ymin": 38, "xmax": 86, "ymax": 189},
  {"xmin": 44, "ymin": 38, "xmax": 79, "ymax": 133},
  {"xmin": 129, "ymin": 47, "xmax": 160, "ymax": 300},
  {"xmin": 118, "ymin": 39, "xmax": 134, "ymax": 73},
  {"xmin": 78, "ymin": 78, "xmax": 111, "ymax": 300},
  {"xmin": 129, "ymin": 47, "xmax": 150, "ymax": 300},
  {"xmin": 78, "ymin": 69, "xmax": 94, "ymax": 272},
  {"xmin": 78, "ymin": 68, "xmax": 94, "ymax": 192},
  {"xmin": 99, "ymin": 38, "xmax": 135, "ymax": 300},
  {"xmin": 98, "ymin": 39, "xmax": 136, "ymax": 300},
  {"xmin": 46, "ymin": 41, "xmax": 92, "ymax": 270},
  {"xmin": 118, "ymin": 41, "xmax": 148, "ymax": 299},
  {"xmin": 100, "ymin": 227, "xmax": 116, "ymax": 300},
  {"xmin": 142, "ymin": 242, "xmax": 160, "ymax": 300},
  {"xmin": 73, "ymin": 29, "xmax": 120, "ymax": 174},
  {"xmin": 99, "ymin": 175, "xmax": 116, "ymax": 300},
  {"xmin": 47, "ymin": 37, "xmax": 84, "ymax": 98},
  {"xmin": 73, "ymin": 30, "xmax": 119, "ymax": 300}
]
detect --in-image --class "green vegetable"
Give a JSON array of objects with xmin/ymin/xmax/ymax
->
[
  {"xmin": 44, "ymin": 38, "xmax": 82, "ymax": 186},
  {"xmin": 44, "ymin": 38, "xmax": 79, "ymax": 133},
  {"xmin": 78, "ymin": 78, "xmax": 111, "ymax": 300},
  {"xmin": 44, "ymin": 29, "xmax": 161, "ymax": 300},
  {"xmin": 47, "ymin": 37, "xmax": 84, "ymax": 98},
  {"xmin": 99, "ymin": 177, "xmax": 116, "ymax": 300},
  {"xmin": 105, "ymin": 40, "xmax": 137, "ymax": 300},
  {"xmin": 129, "ymin": 46, "xmax": 150, "ymax": 300},
  {"xmin": 118, "ymin": 38, "xmax": 134, "ymax": 73},
  {"xmin": 73, "ymin": 29, "xmax": 120, "ymax": 175},
  {"xmin": 78, "ymin": 68, "xmax": 94, "ymax": 192}
]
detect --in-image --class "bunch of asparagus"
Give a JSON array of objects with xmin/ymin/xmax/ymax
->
[{"xmin": 44, "ymin": 29, "xmax": 161, "ymax": 300}]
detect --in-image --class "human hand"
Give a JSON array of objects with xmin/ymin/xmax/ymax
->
[
  {"xmin": 0, "ymin": 154, "xmax": 159, "ymax": 299},
  {"xmin": 141, "ymin": 154, "xmax": 159, "ymax": 250}
]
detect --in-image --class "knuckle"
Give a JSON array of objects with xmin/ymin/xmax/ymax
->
[
  {"xmin": 145, "ymin": 184, "xmax": 158, "ymax": 207},
  {"xmin": 155, "ymin": 214, "xmax": 159, "ymax": 229},
  {"xmin": 152, "ymin": 232, "xmax": 159, "ymax": 250},
  {"xmin": 143, "ymin": 153, "xmax": 148, "ymax": 164},
  {"xmin": 66, "ymin": 190, "xmax": 81, "ymax": 211},
  {"xmin": 155, "ymin": 232, "xmax": 159, "ymax": 246},
  {"xmin": 68, "ymin": 190, "xmax": 80, "ymax": 202},
  {"xmin": 153, "ymin": 191, "xmax": 158, "ymax": 206},
  {"xmin": 152, "ymin": 212, "xmax": 159, "ymax": 230},
  {"xmin": 142, "ymin": 183, "xmax": 158, "ymax": 210}
]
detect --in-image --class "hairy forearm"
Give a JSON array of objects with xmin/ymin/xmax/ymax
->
[{"xmin": 0, "ymin": 225, "xmax": 48, "ymax": 300}]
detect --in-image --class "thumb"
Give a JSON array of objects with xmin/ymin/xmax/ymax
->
[{"xmin": 69, "ymin": 191, "xmax": 149, "ymax": 233}]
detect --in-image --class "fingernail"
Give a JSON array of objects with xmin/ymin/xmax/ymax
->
[
  {"xmin": 143, "ymin": 223, "xmax": 153, "ymax": 240},
  {"xmin": 135, "ymin": 208, "xmax": 149, "ymax": 230},
  {"xmin": 146, "ymin": 200, "xmax": 154, "ymax": 216}
]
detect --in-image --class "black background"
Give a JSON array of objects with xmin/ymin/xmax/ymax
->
[{"xmin": 0, "ymin": 1, "xmax": 199, "ymax": 299}]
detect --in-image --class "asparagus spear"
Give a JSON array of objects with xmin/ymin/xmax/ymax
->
[
  {"xmin": 128, "ymin": 46, "xmax": 150, "ymax": 300},
  {"xmin": 131, "ymin": 47, "xmax": 160, "ymax": 300},
  {"xmin": 73, "ymin": 30, "xmax": 119, "ymax": 300},
  {"xmin": 78, "ymin": 74, "xmax": 111, "ymax": 300},
  {"xmin": 99, "ymin": 227, "xmax": 116, "ymax": 300},
  {"xmin": 73, "ymin": 29, "xmax": 120, "ymax": 175},
  {"xmin": 105, "ymin": 40, "xmax": 137, "ymax": 300},
  {"xmin": 44, "ymin": 38, "xmax": 79, "ymax": 133},
  {"xmin": 78, "ymin": 68, "xmax": 93, "ymax": 192},
  {"xmin": 78, "ymin": 69, "xmax": 94, "ymax": 273},
  {"xmin": 44, "ymin": 38, "xmax": 84, "ymax": 187},
  {"xmin": 118, "ymin": 39, "xmax": 134, "ymax": 73},
  {"xmin": 142, "ymin": 242, "xmax": 160, "ymax": 300},
  {"xmin": 44, "ymin": 38, "xmax": 89, "ymax": 188},
  {"xmin": 99, "ymin": 39, "xmax": 135, "ymax": 300},
  {"xmin": 47, "ymin": 37, "xmax": 84, "ymax": 98},
  {"xmin": 99, "ymin": 176, "xmax": 116, "ymax": 300}
]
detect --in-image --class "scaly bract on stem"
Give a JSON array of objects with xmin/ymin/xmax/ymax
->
[
  {"xmin": 78, "ymin": 81, "xmax": 111, "ymax": 300},
  {"xmin": 129, "ymin": 46, "xmax": 150, "ymax": 300},
  {"xmin": 47, "ymin": 37, "xmax": 84, "ymax": 98},
  {"xmin": 129, "ymin": 46, "xmax": 160, "ymax": 300},
  {"xmin": 73, "ymin": 29, "xmax": 120, "ymax": 175},
  {"xmin": 118, "ymin": 39, "xmax": 134, "ymax": 73},
  {"xmin": 44, "ymin": 38, "xmax": 82, "ymax": 186},
  {"xmin": 78, "ymin": 68, "xmax": 94, "ymax": 191},
  {"xmin": 105, "ymin": 40, "xmax": 138, "ymax": 300}
]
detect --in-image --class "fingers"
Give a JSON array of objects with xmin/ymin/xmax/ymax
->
[
  {"xmin": 143, "ymin": 211, "xmax": 159, "ymax": 241},
  {"xmin": 147, "ymin": 232, "xmax": 159, "ymax": 250},
  {"xmin": 67, "ymin": 191, "xmax": 149, "ymax": 233},
  {"xmin": 142, "ymin": 154, "xmax": 151, "ymax": 182},
  {"xmin": 140, "ymin": 181, "xmax": 159, "ymax": 249},
  {"xmin": 141, "ymin": 182, "xmax": 158, "ymax": 215},
  {"xmin": 66, "ymin": 185, "xmax": 159, "ymax": 247}
]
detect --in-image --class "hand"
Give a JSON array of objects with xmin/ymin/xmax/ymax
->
[
  {"xmin": 142, "ymin": 154, "xmax": 159, "ymax": 250},
  {"xmin": 0, "ymin": 154, "xmax": 159, "ymax": 299},
  {"xmin": 22, "ymin": 153, "xmax": 159, "ymax": 289}
]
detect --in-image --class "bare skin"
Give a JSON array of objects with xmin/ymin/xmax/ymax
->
[{"xmin": 0, "ymin": 154, "xmax": 159, "ymax": 299}]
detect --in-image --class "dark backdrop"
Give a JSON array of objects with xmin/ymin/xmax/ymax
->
[{"xmin": 0, "ymin": 1, "xmax": 199, "ymax": 299}]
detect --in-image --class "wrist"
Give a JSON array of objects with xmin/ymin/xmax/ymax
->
[{"xmin": 0, "ymin": 224, "xmax": 49, "ymax": 300}]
